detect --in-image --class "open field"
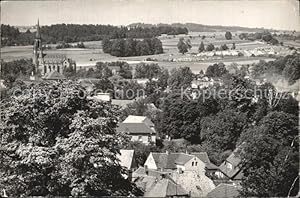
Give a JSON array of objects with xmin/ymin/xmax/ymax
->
[{"xmin": 1, "ymin": 32, "xmax": 277, "ymax": 73}]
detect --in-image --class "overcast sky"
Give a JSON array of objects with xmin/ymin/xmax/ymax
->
[{"xmin": 1, "ymin": 0, "xmax": 300, "ymax": 31}]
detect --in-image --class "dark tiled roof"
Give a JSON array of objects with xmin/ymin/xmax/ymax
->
[
  {"xmin": 116, "ymin": 123, "xmax": 155, "ymax": 135},
  {"xmin": 219, "ymin": 147, "xmax": 243, "ymax": 179},
  {"xmin": 191, "ymin": 152, "xmax": 219, "ymax": 170},
  {"xmin": 144, "ymin": 178, "xmax": 188, "ymax": 197},
  {"xmin": 206, "ymin": 183, "xmax": 240, "ymax": 198},
  {"xmin": 151, "ymin": 153, "xmax": 197, "ymax": 169}
]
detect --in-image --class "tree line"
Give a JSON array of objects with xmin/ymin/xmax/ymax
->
[
  {"xmin": 102, "ymin": 38, "xmax": 163, "ymax": 57},
  {"xmin": 239, "ymin": 31, "xmax": 279, "ymax": 45},
  {"xmin": 1, "ymin": 24, "xmax": 187, "ymax": 46}
]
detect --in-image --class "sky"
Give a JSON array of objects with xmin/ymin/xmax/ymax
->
[{"xmin": 1, "ymin": 0, "xmax": 300, "ymax": 31}]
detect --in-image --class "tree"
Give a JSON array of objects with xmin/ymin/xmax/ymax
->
[
  {"xmin": 232, "ymin": 42, "xmax": 236, "ymax": 50},
  {"xmin": 239, "ymin": 111, "xmax": 299, "ymax": 197},
  {"xmin": 198, "ymin": 41, "xmax": 205, "ymax": 52},
  {"xmin": 200, "ymin": 109, "xmax": 248, "ymax": 153},
  {"xmin": 0, "ymin": 81, "xmax": 142, "ymax": 196},
  {"xmin": 283, "ymin": 55, "xmax": 300, "ymax": 84},
  {"xmin": 168, "ymin": 67, "xmax": 194, "ymax": 89},
  {"xmin": 135, "ymin": 40, "xmax": 150, "ymax": 56},
  {"xmin": 220, "ymin": 44, "xmax": 229, "ymax": 50},
  {"xmin": 123, "ymin": 141, "xmax": 159, "ymax": 166},
  {"xmin": 110, "ymin": 39, "xmax": 125, "ymax": 57},
  {"xmin": 134, "ymin": 63, "xmax": 162, "ymax": 79},
  {"xmin": 95, "ymin": 62, "xmax": 113, "ymax": 79},
  {"xmin": 151, "ymin": 38, "xmax": 164, "ymax": 54},
  {"xmin": 206, "ymin": 43, "xmax": 215, "ymax": 51},
  {"xmin": 177, "ymin": 38, "xmax": 191, "ymax": 54},
  {"xmin": 124, "ymin": 38, "xmax": 136, "ymax": 57},
  {"xmin": 225, "ymin": 31, "xmax": 232, "ymax": 40},
  {"xmin": 205, "ymin": 63, "xmax": 228, "ymax": 78}
]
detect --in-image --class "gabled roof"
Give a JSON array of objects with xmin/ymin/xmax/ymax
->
[
  {"xmin": 144, "ymin": 178, "xmax": 188, "ymax": 197},
  {"xmin": 43, "ymin": 71, "xmax": 66, "ymax": 80},
  {"xmin": 219, "ymin": 147, "xmax": 243, "ymax": 179},
  {"xmin": 150, "ymin": 153, "xmax": 196, "ymax": 169},
  {"xmin": 206, "ymin": 183, "xmax": 240, "ymax": 198},
  {"xmin": 116, "ymin": 123, "xmax": 155, "ymax": 135},
  {"xmin": 117, "ymin": 149, "xmax": 136, "ymax": 170},
  {"xmin": 192, "ymin": 152, "xmax": 219, "ymax": 170},
  {"xmin": 123, "ymin": 115, "xmax": 148, "ymax": 123}
]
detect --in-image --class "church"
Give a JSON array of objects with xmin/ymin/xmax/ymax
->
[{"xmin": 33, "ymin": 20, "xmax": 76, "ymax": 79}]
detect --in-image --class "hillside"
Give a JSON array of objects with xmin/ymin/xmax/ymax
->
[{"xmin": 128, "ymin": 22, "xmax": 273, "ymax": 32}]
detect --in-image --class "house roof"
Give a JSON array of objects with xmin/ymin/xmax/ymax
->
[
  {"xmin": 219, "ymin": 147, "xmax": 243, "ymax": 179},
  {"xmin": 151, "ymin": 153, "xmax": 198, "ymax": 169},
  {"xmin": 123, "ymin": 115, "xmax": 148, "ymax": 123},
  {"xmin": 117, "ymin": 149, "xmax": 135, "ymax": 170},
  {"xmin": 144, "ymin": 178, "xmax": 188, "ymax": 197},
  {"xmin": 206, "ymin": 183, "xmax": 240, "ymax": 198},
  {"xmin": 111, "ymin": 99, "xmax": 133, "ymax": 109},
  {"xmin": 43, "ymin": 71, "xmax": 66, "ymax": 80},
  {"xmin": 133, "ymin": 167, "xmax": 173, "ymax": 179},
  {"xmin": 116, "ymin": 123, "xmax": 155, "ymax": 135},
  {"xmin": 192, "ymin": 152, "xmax": 219, "ymax": 170}
]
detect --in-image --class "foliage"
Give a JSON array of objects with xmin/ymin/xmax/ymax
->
[
  {"xmin": 225, "ymin": 31, "xmax": 232, "ymax": 40},
  {"xmin": 1, "ymin": 24, "xmax": 188, "ymax": 46},
  {"xmin": 251, "ymin": 54, "xmax": 300, "ymax": 84},
  {"xmin": 232, "ymin": 42, "xmax": 236, "ymax": 50},
  {"xmin": 205, "ymin": 63, "xmax": 228, "ymax": 78},
  {"xmin": 135, "ymin": 63, "xmax": 162, "ymax": 79},
  {"xmin": 1, "ymin": 59, "xmax": 35, "ymax": 88},
  {"xmin": 200, "ymin": 109, "xmax": 248, "ymax": 152},
  {"xmin": 0, "ymin": 81, "xmax": 142, "ymax": 196},
  {"xmin": 123, "ymin": 141, "xmax": 160, "ymax": 166},
  {"xmin": 177, "ymin": 38, "xmax": 192, "ymax": 54},
  {"xmin": 206, "ymin": 43, "xmax": 215, "ymax": 51},
  {"xmin": 283, "ymin": 55, "xmax": 300, "ymax": 84},
  {"xmin": 220, "ymin": 44, "xmax": 229, "ymax": 50},
  {"xmin": 198, "ymin": 41, "xmax": 205, "ymax": 52},
  {"xmin": 102, "ymin": 38, "xmax": 163, "ymax": 57},
  {"xmin": 239, "ymin": 111, "xmax": 299, "ymax": 197},
  {"xmin": 168, "ymin": 67, "xmax": 194, "ymax": 89}
]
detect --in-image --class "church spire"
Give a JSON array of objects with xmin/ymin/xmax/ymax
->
[{"xmin": 36, "ymin": 19, "xmax": 41, "ymax": 39}]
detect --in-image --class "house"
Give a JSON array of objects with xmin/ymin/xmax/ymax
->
[
  {"xmin": 117, "ymin": 149, "xmax": 137, "ymax": 179},
  {"xmin": 133, "ymin": 171, "xmax": 189, "ymax": 197},
  {"xmin": 108, "ymin": 65, "xmax": 121, "ymax": 75},
  {"xmin": 116, "ymin": 115, "xmax": 156, "ymax": 144},
  {"xmin": 206, "ymin": 183, "xmax": 240, "ymax": 198},
  {"xmin": 191, "ymin": 152, "xmax": 221, "ymax": 177},
  {"xmin": 87, "ymin": 93, "xmax": 111, "ymax": 102},
  {"xmin": 123, "ymin": 115, "xmax": 155, "ymax": 129},
  {"xmin": 218, "ymin": 147, "xmax": 243, "ymax": 182},
  {"xmin": 144, "ymin": 152, "xmax": 206, "ymax": 172},
  {"xmin": 143, "ymin": 152, "xmax": 216, "ymax": 197},
  {"xmin": 117, "ymin": 149, "xmax": 137, "ymax": 170}
]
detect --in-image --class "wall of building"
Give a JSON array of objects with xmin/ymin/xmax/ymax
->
[
  {"xmin": 131, "ymin": 135, "xmax": 156, "ymax": 144},
  {"xmin": 144, "ymin": 153, "xmax": 157, "ymax": 169}
]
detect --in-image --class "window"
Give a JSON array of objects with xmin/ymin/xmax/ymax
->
[
  {"xmin": 195, "ymin": 162, "xmax": 198, "ymax": 166},
  {"xmin": 138, "ymin": 136, "xmax": 143, "ymax": 141},
  {"xmin": 192, "ymin": 162, "xmax": 194, "ymax": 166}
]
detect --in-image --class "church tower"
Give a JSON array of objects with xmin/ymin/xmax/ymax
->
[{"xmin": 33, "ymin": 19, "xmax": 43, "ymax": 74}]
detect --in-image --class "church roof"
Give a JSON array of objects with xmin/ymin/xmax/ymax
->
[{"xmin": 36, "ymin": 19, "xmax": 41, "ymax": 39}]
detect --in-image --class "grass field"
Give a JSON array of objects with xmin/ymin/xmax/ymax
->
[{"xmin": 1, "ymin": 32, "xmax": 275, "ymax": 73}]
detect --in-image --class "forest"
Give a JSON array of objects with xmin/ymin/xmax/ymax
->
[{"xmin": 1, "ymin": 24, "xmax": 188, "ymax": 46}]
